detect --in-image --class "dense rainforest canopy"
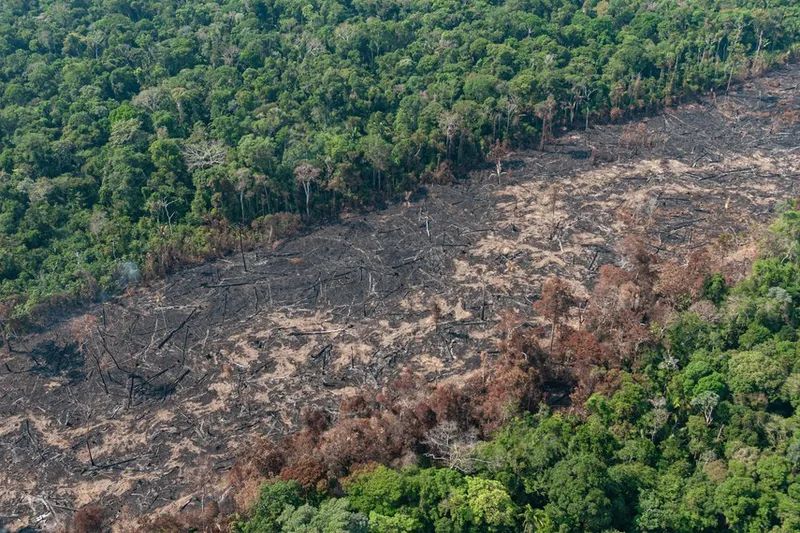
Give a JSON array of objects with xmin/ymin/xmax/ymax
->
[
  {"xmin": 228, "ymin": 209, "xmax": 800, "ymax": 532},
  {"xmin": 0, "ymin": 0, "xmax": 798, "ymax": 318}
]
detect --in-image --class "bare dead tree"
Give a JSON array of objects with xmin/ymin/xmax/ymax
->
[
  {"xmin": 423, "ymin": 420, "xmax": 478, "ymax": 473},
  {"xmin": 220, "ymin": 44, "xmax": 240, "ymax": 66},
  {"xmin": 487, "ymin": 140, "xmax": 511, "ymax": 184},
  {"xmin": 233, "ymin": 168, "xmax": 254, "ymax": 223},
  {"xmin": 182, "ymin": 140, "xmax": 227, "ymax": 171},
  {"xmin": 439, "ymin": 111, "xmax": 464, "ymax": 160},
  {"xmin": 294, "ymin": 163, "xmax": 321, "ymax": 217},
  {"xmin": 573, "ymin": 84, "xmax": 598, "ymax": 131},
  {"xmin": 148, "ymin": 197, "xmax": 179, "ymax": 233},
  {"xmin": 504, "ymin": 96, "xmax": 519, "ymax": 137}
]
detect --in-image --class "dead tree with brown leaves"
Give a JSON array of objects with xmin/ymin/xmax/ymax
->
[{"xmin": 533, "ymin": 277, "xmax": 576, "ymax": 353}]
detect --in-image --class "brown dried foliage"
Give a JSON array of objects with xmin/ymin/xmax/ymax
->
[
  {"xmin": 430, "ymin": 161, "xmax": 455, "ymax": 184},
  {"xmin": 220, "ymin": 321, "xmax": 551, "ymax": 510},
  {"xmin": 145, "ymin": 501, "xmax": 223, "ymax": 533},
  {"xmin": 585, "ymin": 264, "xmax": 652, "ymax": 364},
  {"xmin": 656, "ymin": 249, "xmax": 717, "ymax": 308},
  {"xmin": 619, "ymin": 122, "xmax": 654, "ymax": 152},
  {"xmin": 163, "ymin": 237, "xmax": 735, "ymax": 526},
  {"xmin": 69, "ymin": 505, "xmax": 104, "ymax": 533},
  {"xmin": 533, "ymin": 277, "xmax": 576, "ymax": 352}
]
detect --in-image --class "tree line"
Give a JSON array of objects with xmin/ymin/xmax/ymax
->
[{"xmin": 1, "ymin": 0, "xmax": 798, "ymax": 320}]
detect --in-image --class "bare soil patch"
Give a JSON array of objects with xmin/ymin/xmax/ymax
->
[{"xmin": 1, "ymin": 65, "xmax": 799, "ymax": 530}]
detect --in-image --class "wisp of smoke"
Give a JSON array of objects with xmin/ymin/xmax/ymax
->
[{"xmin": 116, "ymin": 261, "xmax": 141, "ymax": 288}]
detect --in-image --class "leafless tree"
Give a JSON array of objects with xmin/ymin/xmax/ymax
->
[
  {"xmin": 84, "ymin": 29, "xmax": 106, "ymax": 59},
  {"xmin": 504, "ymin": 96, "xmax": 519, "ymax": 137},
  {"xmin": 439, "ymin": 111, "xmax": 464, "ymax": 160},
  {"xmin": 423, "ymin": 420, "xmax": 478, "ymax": 473},
  {"xmin": 220, "ymin": 44, "xmax": 240, "ymax": 66},
  {"xmin": 294, "ymin": 163, "xmax": 321, "ymax": 217},
  {"xmin": 149, "ymin": 196, "xmax": 179, "ymax": 233},
  {"xmin": 334, "ymin": 22, "xmax": 357, "ymax": 45},
  {"xmin": 646, "ymin": 397, "xmax": 671, "ymax": 440},
  {"xmin": 487, "ymin": 140, "xmax": 511, "ymax": 184},
  {"xmin": 182, "ymin": 140, "xmax": 227, "ymax": 171},
  {"xmin": 573, "ymin": 84, "xmax": 598, "ymax": 130},
  {"xmin": 233, "ymin": 168, "xmax": 255, "ymax": 222}
]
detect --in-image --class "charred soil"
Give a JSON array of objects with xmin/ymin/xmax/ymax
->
[{"xmin": 2, "ymin": 65, "xmax": 799, "ymax": 530}]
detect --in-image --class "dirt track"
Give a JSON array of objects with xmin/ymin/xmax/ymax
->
[{"xmin": 1, "ymin": 65, "xmax": 799, "ymax": 530}]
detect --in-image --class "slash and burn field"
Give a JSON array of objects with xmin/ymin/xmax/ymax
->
[{"xmin": 1, "ymin": 66, "xmax": 798, "ymax": 530}]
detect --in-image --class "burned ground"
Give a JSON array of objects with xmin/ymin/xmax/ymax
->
[{"xmin": 1, "ymin": 65, "xmax": 799, "ymax": 530}]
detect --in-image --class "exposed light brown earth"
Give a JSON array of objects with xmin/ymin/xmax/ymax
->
[{"xmin": 1, "ymin": 66, "xmax": 799, "ymax": 530}]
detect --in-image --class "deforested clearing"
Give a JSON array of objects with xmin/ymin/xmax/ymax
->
[{"xmin": 2, "ymin": 64, "xmax": 798, "ymax": 530}]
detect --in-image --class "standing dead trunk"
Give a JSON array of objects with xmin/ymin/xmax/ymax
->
[
  {"xmin": 302, "ymin": 180, "xmax": 311, "ymax": 217},
  {"xmin": 239, "ymin": 230, "xmax": 248, "ymax": 272},
  {"xmin": 294, "ymin": 163, "xmax": 321, "ymax": 219}
]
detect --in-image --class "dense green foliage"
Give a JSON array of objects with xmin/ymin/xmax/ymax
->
[
  {"xmin": 237, "ymin": 210, "xmax": 800, "ymax": 531},
  {"xmin": 1, "ymin": 0, "xmax": 798, "ymax": 317}
]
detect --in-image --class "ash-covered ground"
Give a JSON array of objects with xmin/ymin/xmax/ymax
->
[{"xmin": 1, "ymin": 65, "xmax": 798, "ymax": 530}]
